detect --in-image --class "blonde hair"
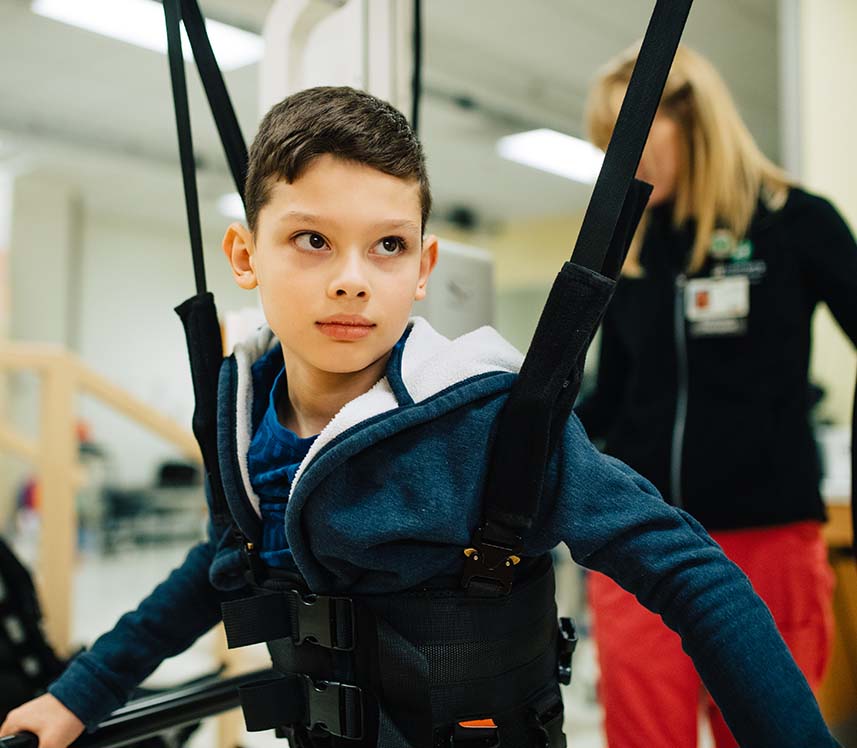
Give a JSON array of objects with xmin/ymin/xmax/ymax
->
[{"xmin": 585, "ymin": 44, "xmax": 791, "ymax": 276}]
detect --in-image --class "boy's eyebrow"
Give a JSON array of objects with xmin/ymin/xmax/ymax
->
[
  {"xmin": 378, "ymin": 219, "xmax": 421, "ymax": 231},
  {"xmin": 277, "ymin": 211, "xmax": 329, "ymax": 226},
  {"xmin": 277, "ymin": 211, "xmax": 420, "ymax": 233}
]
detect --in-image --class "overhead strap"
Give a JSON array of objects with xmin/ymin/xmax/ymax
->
[
  {"xmin": 164, "ymin": 0, "xmax": 249, "ymax": 294},
  {"xmin": 162, "ymin": 0, "xmax": 235, "ymax": 527},
  {"xmin": 178, "ymin": 0, "xmax": 249, "ymax": 199},
  {"xmin": 845, "ymin": 353, "xmax": 856, "ymax": 562},
  {"xmin": 411, "ymin": 0, "xmax": 423, "ymax": 133},
  {"xmin": 571, "ymin": 0, "xmax": 692, "ymax": 274},
  {"xmin": 467, "ymin": 0, "xmax": 693, "ymax": 594},
  {"xmin": 163, "ymin": 0, "xmax": 206, "ymax": 296}
]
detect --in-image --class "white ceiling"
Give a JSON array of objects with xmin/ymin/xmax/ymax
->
[{"xmin": 0, "ymin": 0, "xmax": 781, "ymax": 234}]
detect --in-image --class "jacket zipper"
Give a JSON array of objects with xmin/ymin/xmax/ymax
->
[{"xmin": 671, "ymin": 274, "xmax": 688, "ymax": 508}]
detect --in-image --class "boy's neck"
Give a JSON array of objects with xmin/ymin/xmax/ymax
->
[{"xmin": 276, "ymin": 352, "xmax": 392, "ymax": 438}]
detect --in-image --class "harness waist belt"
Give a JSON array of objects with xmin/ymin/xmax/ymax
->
[
  {"xmin": 239, "ymin": 673, "xmax": 363, "ymax": 740},
  {"xmin": 222, "ymin": 590, "xmax": 355, "ymax": 650}
]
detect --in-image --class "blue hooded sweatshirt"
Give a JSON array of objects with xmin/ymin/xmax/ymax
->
[{"xmin": 49, "ymin": 318, "xmax": 838, "ymax": 747}]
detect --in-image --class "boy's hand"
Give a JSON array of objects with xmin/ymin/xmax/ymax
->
[{"xmin": 0, "ymin": 693, "xmax": 85, "ymax": 748}]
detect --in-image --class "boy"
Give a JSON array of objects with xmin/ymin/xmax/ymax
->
[{"xmin": 1, "ymin": 87, "xmax": 839, "ymax": 747}]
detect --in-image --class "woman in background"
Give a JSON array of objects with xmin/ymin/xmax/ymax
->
[{"xmin": 578, "ymin": 44, "xmax": 857, "ymax": 747}]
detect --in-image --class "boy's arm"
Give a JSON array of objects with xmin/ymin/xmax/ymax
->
[
  {"xmin": 538, "ymin": 414, "xmax": 838, "ymax": 748},
  {"xmin": 47, "ymin": 534, "xmax": 225, "ymax": 729}
]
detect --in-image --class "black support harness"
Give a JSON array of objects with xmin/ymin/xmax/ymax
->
[{"xmin": 162, "ymin": 1, "xmax": 695, "ymax": 745}]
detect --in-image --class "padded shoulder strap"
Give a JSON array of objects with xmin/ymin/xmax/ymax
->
[{"xmin": 467, "ymin": 0, "xmax": 693, "ymax": 594}]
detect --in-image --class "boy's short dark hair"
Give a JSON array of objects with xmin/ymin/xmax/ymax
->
[{"xmin": 245, "ymin": 86, "xmax": 432, "ymax": 232}]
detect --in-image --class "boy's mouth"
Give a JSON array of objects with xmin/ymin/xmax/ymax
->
[{"xmin": 316, "ymin": 315, "xmax": 376, "ymax": 341}]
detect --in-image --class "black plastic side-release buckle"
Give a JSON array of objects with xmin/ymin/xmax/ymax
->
[
  {"xmin": 292, "ymin": 591, "xmax": 355, "ymax": 651},
  {"xmin": 238, "ymin": 673, "xmax": 363, "ymax": 740},
  {"xmin": 557, "ymin": 617, "xmax": 578, "ymax": 685},
  {"xmin": 222, "ymin": 590, "xmax": 355, "ymax": 651},
  {"xmin": 303, "ymin": 676, "xmax": 364, "ymax": 740},
  {"xmin": 461, "ymin": 526, "xmax": 522, "ymax": 595}
]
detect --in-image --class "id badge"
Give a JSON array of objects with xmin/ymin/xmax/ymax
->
[{"xmin": 685, "ymin": 275, "xmax": 750, "ymax": 337}]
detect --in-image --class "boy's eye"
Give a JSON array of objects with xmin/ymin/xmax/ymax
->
[
  {"xmin": 373, "ymin": 236, "xmax": 406, "ymax": 257},
  {"xmin": 294, "ymin": 232, "xmax": 328, "ymax": 251}
]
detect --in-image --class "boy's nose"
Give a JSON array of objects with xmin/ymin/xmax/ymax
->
[
  {"xmin": 328, "ymin": 254, "xmax": 370, "ymax": 299},
  {"xmin": 334, "ymin": 286, "xmax": 367, "ymax": 298}
]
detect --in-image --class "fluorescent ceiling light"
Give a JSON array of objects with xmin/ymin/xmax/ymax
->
[
  {"xmin": 497, "ymin": 128, "xmax": 604, "ymax": 185},
  {"xmin": 32, "ymin": 0, "xmax": 264, "ymax": 71},
  {"xmin": 218, "ymin": 192, "xmax": 245, "ymax": 220}
]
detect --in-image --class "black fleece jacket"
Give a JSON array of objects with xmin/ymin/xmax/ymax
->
[{"xmin": 576, "ymin": 187, "xmax": 857, "ymax": 530}]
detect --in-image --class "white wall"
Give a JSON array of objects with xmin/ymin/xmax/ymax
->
[
  {"xmin": 799, "ymin": 0, "xmax": 857, "ymax": 425},
  {"xmin": 74, "ymin": 210, "xmax": 255, "ymax": 486},
  {"xmin": 3, "ymin": 172, "xmax": 81, "ymax": 519}
]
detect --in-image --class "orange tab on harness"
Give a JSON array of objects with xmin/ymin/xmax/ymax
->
[{"xmin": 457, "ymin": 719, "xmax": 497, "ymax": 729}]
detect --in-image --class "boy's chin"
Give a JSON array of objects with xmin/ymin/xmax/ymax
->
[{"xmin": 312, "ymin": 350, "xmax": 387, "ymax": 376}]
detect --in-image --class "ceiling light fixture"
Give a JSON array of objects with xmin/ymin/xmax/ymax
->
[
  {"xmin": 497, "ymin": 128, "xmax": 604, "ymax": 185},
  {"xmin": 32, "ymin": 0, "xmax": 264, "ymax": 71}
]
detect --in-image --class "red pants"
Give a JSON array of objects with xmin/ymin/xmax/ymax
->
[{"xmin": 588, "ymin": 521, "xmax": 834, "ymax": 748}]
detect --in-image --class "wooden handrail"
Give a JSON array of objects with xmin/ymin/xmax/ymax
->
[
  {"xmin": 73, "ymin": 360, "xmax": 200, "ymax": 460},
  {"xmin": 0, "ymin": 342, "xmax": 201, "ymax": 653},
  {"xmin": 0, "ymin": 342, "xmax": 71, "ymax": 371},
  {"xmin": 0, "ymin": 420, "xmax": 38, "ymax": 463}
]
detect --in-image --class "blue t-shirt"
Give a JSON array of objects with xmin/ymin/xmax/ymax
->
[{"xmin": 247, "ymin": 367, "xmax": 317, "ymax": 568}]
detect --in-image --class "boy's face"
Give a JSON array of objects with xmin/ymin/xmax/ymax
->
[{"xmin": 223, "ymin": 154, "xmax": 437, "ymax": 378}]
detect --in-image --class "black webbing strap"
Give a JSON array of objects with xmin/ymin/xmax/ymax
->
[
  {"xmin": 411, "ymin": 0, "xmax": 422, "ymax": 134},
  {"xmin": 852, "ymin": 374, "xmax": 856, "ymax": 559},
  {"xmin": 222, "ymin": 591, "xmax": 356, "ymax": 651},
  {"xmin": 164, "ymin": 0, "xmax": 249, "ymax": 293},
  {"xmin": 239, "ymin": 674, "xmax": 363, "ymax": 739},
  {"xmin": 467, "ymin": 0, "xmax": 693, "ymax": 593},
  {"xmin": 163, "ymin": 0, "xmax": 206, "ymax": 296},
  {"xmin": 572, "ymin": 0, "xmax": 692, "ymax": 273},
  {"xmin": 163, "ymin": 0, "xmax": 233, "ymax": 528},
  {"xmin": 178, "ymin": 0, "xmax": 249, "ymax": 198}
]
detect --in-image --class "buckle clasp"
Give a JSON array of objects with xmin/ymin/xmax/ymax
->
[
  {"xmin": 292, "ymin": 591, "xmax": 355, "ymax": 651},
  {"xmin": 303, "ymin": 677, "xmax": 363, "ymax": 740},
  {"xmin": 557, "ymin": 617, "xmax": 578, "ymax": 685},
  {"xmin": 461, "ymin": 526, "xmax": 521, "ymax": 594}
]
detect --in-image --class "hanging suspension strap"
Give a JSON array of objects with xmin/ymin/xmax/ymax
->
[
  {"xmin": 177, "ymin": 0, "xmax": 248, "ymax": 194},
  {"xmin": 852, "ymin": 375, "xmax": 856, "ymax": 560},
  {"xmin": 464, "ymin": 0, "xmax": 694, "ymax": 595},
  {"xmin": 162, "ymin": 0, "xmax": 249, "ymax": 531}
]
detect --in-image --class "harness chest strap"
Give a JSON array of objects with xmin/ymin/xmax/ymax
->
[
  {"xmin": 222, "ymin": 589, "xmax": 356, "ymax": 651},
  {"xmin": 221, "ymin": 559, "xmax": 573, "ymax": 746}
]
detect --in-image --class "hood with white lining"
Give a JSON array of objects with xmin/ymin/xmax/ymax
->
[{"xmin": 229, "ymin": 316, "xmax": 523, "ymax": 520}]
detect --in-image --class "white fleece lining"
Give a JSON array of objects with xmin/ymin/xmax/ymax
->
[
  {"xmin": 401, "ymin": 318, "xmax": 522, "ymax": 403},
  {"xmin": 233, "ymin": 326, "xmax": 278, "ymax": 519},
  {"xmin": 289, "ymin": 376, "xmax": 399, "ymax": 495},
  {"xmin": 231, "ymin": 317, "xmax": 522, "ymax": 516}
]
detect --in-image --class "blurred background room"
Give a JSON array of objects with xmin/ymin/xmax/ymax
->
[{"xmin": 0, "ymin": 1, "xmax": 854, "ymax": 745}]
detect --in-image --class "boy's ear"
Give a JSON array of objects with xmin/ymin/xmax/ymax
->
[
  {"xmin": 222, "ymin": 222, "xmax": 258, "ymax": 290},
  {"xmin": 415, "ymin": 234, "xmax": 439, "ymax": 301}
]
